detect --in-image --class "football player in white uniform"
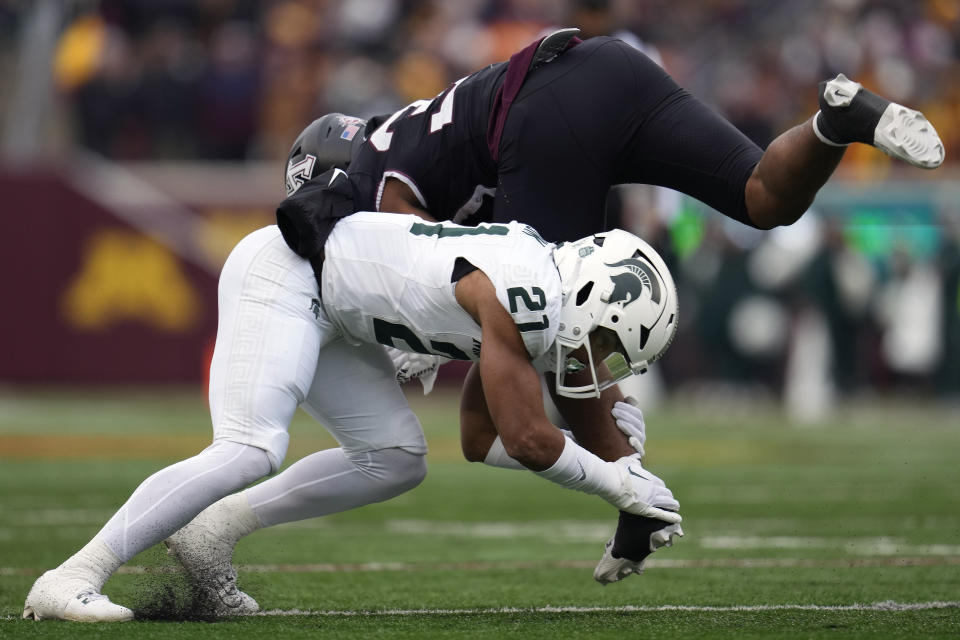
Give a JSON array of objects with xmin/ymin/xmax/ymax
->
[{"xmin": 23, "ymin": 176, "xmax": 680, "ymax": 621}]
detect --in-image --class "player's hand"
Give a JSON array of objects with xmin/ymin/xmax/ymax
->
[
  {"xmin": 609, "ymin": 455, "xmax": 681, "ymax": 523},
  {"xmin": 611, "ymin": 397, "xmax": 645, "ymax": 457},
  {"xmin": 386, "ymin": 347, "xmax": 448, "ymax": 395}
]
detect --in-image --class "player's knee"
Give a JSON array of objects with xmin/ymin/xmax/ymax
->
[
  {"xmin": 348, "ymin": 447, "xmax": 427, "ymax": 496},
  {"xmin": 390, "ymin": 448, "xmax": 428, "ymax": 492},
  {"xmin": 745, "ymin": 170, "xmax": 814, "ymax": 229},
  {"xmin": 198, "ymin": 440, "xmax": 273, "ymax": 490}
]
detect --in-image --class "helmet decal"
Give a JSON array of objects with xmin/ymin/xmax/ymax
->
[
  {"xmin": 337, "ymin": 115, "xmax": 366, "ymax": 127},
  {"xmin": 340, "ymin": 124, "xmax": 361, "ymax": 141},
  {"xmin": 604, "ymin": 258, "xmax": 661, "ymax": 306},
  {"xmin": 285, "ymin": 153, "xmax": 317, "ymax": 196}
]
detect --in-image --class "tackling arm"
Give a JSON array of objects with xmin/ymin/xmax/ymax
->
[
  {"xmin": 455, "ymin": 270, "xmax": 564, "ymax": 470},
  {"xmin": 548, "ymin": 374, "xmax": 636, "ymax": 462},
  {"xmin": 459, "ymin": 362, "xmax": 505, "ymax": 463}
]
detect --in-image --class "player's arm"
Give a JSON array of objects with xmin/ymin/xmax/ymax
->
[
  {"xmin": 454, "ymin": 269, "xmax": 680, "ymax": 522},
  {"xmin": 455, "ymin": 270, "xmax": 563, "ymax": 470},
  {"xmin": 547, "ymin": 373, "xmax": 636, "ymax": 461},
  {"xmin": 380, "ymin": 178, "xmax": 437, "ymax": 222},
  {"xmin": 459, "ymin": 362, "xmax": 505, "ymax": 463},
  {"xmin": 462, "ymin": 363, "xmax": 645, "ymax": 466}
]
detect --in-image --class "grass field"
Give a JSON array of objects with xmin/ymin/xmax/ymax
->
[{"xmin": 1, "ymin": 387, "xmax": 958, "ymax": 638}]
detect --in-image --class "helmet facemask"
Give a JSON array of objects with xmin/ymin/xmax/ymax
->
[{"xmin": 554, "ymin": 326, "xmax": 636, "ymax": 399}]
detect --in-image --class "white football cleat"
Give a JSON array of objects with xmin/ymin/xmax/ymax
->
[
  {"xmin": 814, "ymin": 73, "xmax": 944, "ymax": 169},
  {"xmin": 872, "ymin": 102, "xmax": 945, "ymax": 169},
  {"xmin": 165, "ymin": 523, "xmax": 259, "ymax": 616},
  {"xmin": 22, "ymin": 570, "xmax": 134, "ymax": 622},
  {"xmin": 593, "ymin": 515, "xmax": 683, "ymax": 585}
]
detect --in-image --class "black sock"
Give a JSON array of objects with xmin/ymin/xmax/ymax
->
[
  {"xmin": 612, "ymin": 511, "xmax": 671, "ymax": 561},
  {"xmin": 816, "ymin": 79, "xmax": 890, "ymax": 145}
]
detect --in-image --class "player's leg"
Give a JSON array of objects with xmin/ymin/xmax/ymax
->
[
  {"xmin": 607, "ymin": 41, "xmax": 943, "ymax": 229},
  {"xmin": 166, "ymin": 339, "xmax": 427, "ymax": 610},
  {"xmin": 21, "ymin": 440, "xmax": 270, "ymax": 623},
  {"xmin": 582, "ymin": 41, "xmax": 766, "ymax": 228},
  {"xmin": 746, "ymin": 74, "xmax": 944, "ymax": 228},
  {"xmin": 23, "ymin": 227, "xmax": 323, "ymax": 621},
  {"xmin": 249, "ymin": 339, "xmax": 428, "ymax": 523}
]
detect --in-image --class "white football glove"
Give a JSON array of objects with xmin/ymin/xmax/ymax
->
[
  {"xmin": 608, "ymin": 455, "xmax": 681, "ymax": 523},
  {"xmin": 593, "ymin": 522, "xmax": 684, "ymax": 585},
  {"xmin": 611, "ymin": 396, "xmax": 646, "ymax": 457},
  {"xmin": 385, "ymin": 347, "xmax": 448, "ymax": 395}
]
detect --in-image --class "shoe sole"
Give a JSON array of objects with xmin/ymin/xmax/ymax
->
[
  {"xmin": 874, "ymin": 103, "xmax": 945, "ymax": 169},
  {"xmin": 22, "ymin": 602, "xmax": 134, "ymax": 622}
]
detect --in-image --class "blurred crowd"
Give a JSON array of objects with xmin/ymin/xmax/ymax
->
[
  {"xmin": 622, "ymin": 192, "xmax": 960, "ymax": 410},
  {"xmin": 2, "ymin": 0, "xmax": 959, "ymax": 400},
  {"xmin": 2, "ymin": 0, "xmax": 955, "ymax": 166}
]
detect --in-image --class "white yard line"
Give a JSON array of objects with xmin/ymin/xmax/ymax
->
[
  {"xmin": 3, "ymin": 555, "xmax": 960, "ymax": 577},
  {"xmin": 250, "ymin": 601, "xmax": 960, "ymax": 616},
  {"xmin": 701, "ymin": 536, "xmax": 960, "ymax": 556},
  {"xmin": 2, "ymin": 601, "xmax": 958, "ymax": 621}
]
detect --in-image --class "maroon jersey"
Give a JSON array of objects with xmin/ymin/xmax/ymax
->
[{"xmin": 348, "ymin": 62, "xmax": 507, "ymax": 225}]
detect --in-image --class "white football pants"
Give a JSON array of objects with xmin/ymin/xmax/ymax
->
[
  {"xmin": 90, "ymin": 226, "xmax": 427, "ymax": 564},
  {"xmin": 209, "ymin": 226, "xmax": 427, "ymax": 469}
]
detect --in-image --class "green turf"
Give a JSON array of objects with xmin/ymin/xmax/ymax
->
[{"xmin": 1, "ymin": 388, "xmax": 958, "ymax": 638}]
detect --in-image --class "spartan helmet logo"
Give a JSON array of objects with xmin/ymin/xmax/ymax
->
[{"xmin": 604, "ymin": 258, "xmax": 661, "ymax": 307}]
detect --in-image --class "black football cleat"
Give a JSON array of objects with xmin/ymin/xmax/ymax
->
[
  {"xmin": 593, "ymin": 510, "xmax": 683, "ymax": 585},
  {"xmin": 814, "ymin": 73, "xmax": 944, "ymax": 169}
]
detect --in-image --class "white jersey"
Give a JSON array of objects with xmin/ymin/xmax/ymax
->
[{"xmin": 322, "ymin": 212, "xmax": 561, "ymax": 363}]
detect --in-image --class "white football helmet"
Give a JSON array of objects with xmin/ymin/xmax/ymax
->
[{"xmin": 552, "ymin": 229, "xmax": 678, "ymax": 399}]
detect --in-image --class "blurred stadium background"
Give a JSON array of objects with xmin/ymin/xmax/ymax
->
[
  {"xmin": 2, "ymin": 0, "xmax": 960, "ymax": 407},
  {"xmin": 2, "ymin": 1, "xmax": 960, "ymax": 632}
]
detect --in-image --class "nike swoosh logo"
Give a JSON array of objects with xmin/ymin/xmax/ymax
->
[
  {"xmin": 628, "ymin": 467, "xmax": 650, "ymax": 481},
  {"xmin": 329, "ymin": 168, "xmax": 347, "ymax": 185},
  {"xmin": 576, "ymin": 460, "xmax": 586, "ymax": 481}
]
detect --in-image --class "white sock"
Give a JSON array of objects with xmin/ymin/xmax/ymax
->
[
  {"xmin": 57, "ymin": 538, "xmax": 122, "ymax": 592},
  {"xmin": 534, "ymin": 437, "xmax": 624, "ymax": 503},
  {"xmin": 812, "ymin": 111, "xmax": 852, "ymax": 147},
  {"xmin": 483, "ymin": 432, "xmax": 578, "ymax": 471},
  {"xmin": 190, "ymin": 492, "xmax": 264, "ymax": 545},
  {"xmin": 483, "ymin": 436, "xmax": 527, "ymax": 470}
]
